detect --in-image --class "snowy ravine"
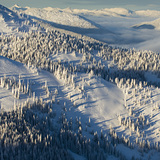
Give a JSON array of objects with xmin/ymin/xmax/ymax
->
[{"xmin": 0, "ymin": 4, "xmax": 160, "ymax": 160}]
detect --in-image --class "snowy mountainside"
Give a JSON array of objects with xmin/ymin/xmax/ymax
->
[
  {"xmin": 0, "ymin": 32, "xmax": 127, "ymax": 159},
  {"xmin": 0, "ymin": 4, "xmax": 21, "ymax": 23},
  {"xmin": 11, "ymin": 5, "xmax": 97, "ymax": 29},
  {"xmin": 0, "ymin": 4, "xmax": 43, "ymax": 34},
  {"xmin": 1, "ymin": 4, "xmax": 160, "ymax": 160},
  {"xmin": 133, "ymin": 18, "xmax": 160, "ymax": 30},
  {"xmin": 1, "ymin": 29, "xmax": 160, "ymax": 159},
  {"xmin": 10, "ymin": 4, "xmax": 160, "ymax": 53}
]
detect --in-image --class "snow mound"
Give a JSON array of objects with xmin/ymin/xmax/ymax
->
[
  {"xmin": 11, "ymin": 6, "xmax": 97, "ymax": 29},
  {"xmin": 133, "ymin": 18, "xmax": 160, "ymax": 30},
  {"xmin": 80, "ymin": 76, "xmax": 124, "ymax": 129},
  {"xmin": 0, "ymin": 56, "xmax": 30, "ymax": 75}
]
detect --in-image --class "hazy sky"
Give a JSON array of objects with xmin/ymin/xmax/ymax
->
[{"xmin": 0, "ymin": 0, "xmax": 160, "ymax": 10}]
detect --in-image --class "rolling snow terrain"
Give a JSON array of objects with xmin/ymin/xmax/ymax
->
[{"xmin": 0, "ymin": 4, "xmax": 160, "ymax": 160}]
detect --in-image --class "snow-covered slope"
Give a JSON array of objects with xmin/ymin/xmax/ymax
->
[
  {"xmin": 0, "ymin": 4, "xmax": 21, "ymax": 23},
  {"xmin": 0, "ymin": 4, "xmax": 20, "ymax": 33},
  {"xmin": 11, "ymin": 5, "xmax": 97, "ymax": 29},
  {"xmin": 0, "ymin": 56, "xmax": 30, "ymax": 110},
  {"xmin": 1, "ymin": 4, "xmax": 160, "ymax": 160},
  {"xmin": 1, "ymin": 28, "xmax": 160, "ymax": 159},
  {"xmin": 0, "ymin": 56, "xmax": 59, "ymax": 111},
  {"xmin": 0, "ymin": 4, "xmax": 42, "ymax": 34},
  {"xmin": 133, "ymin": 18, "xmax": 160, "ymax": 30}
]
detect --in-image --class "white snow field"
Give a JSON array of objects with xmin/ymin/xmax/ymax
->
[{"xmin": 0, "ymin": 4, "xmax": 160, "ymax": 160}]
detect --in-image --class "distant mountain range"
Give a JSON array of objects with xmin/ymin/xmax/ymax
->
[{"xmin": 10, "ymin": 4, "xmax": 97, "ymax": 29}]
